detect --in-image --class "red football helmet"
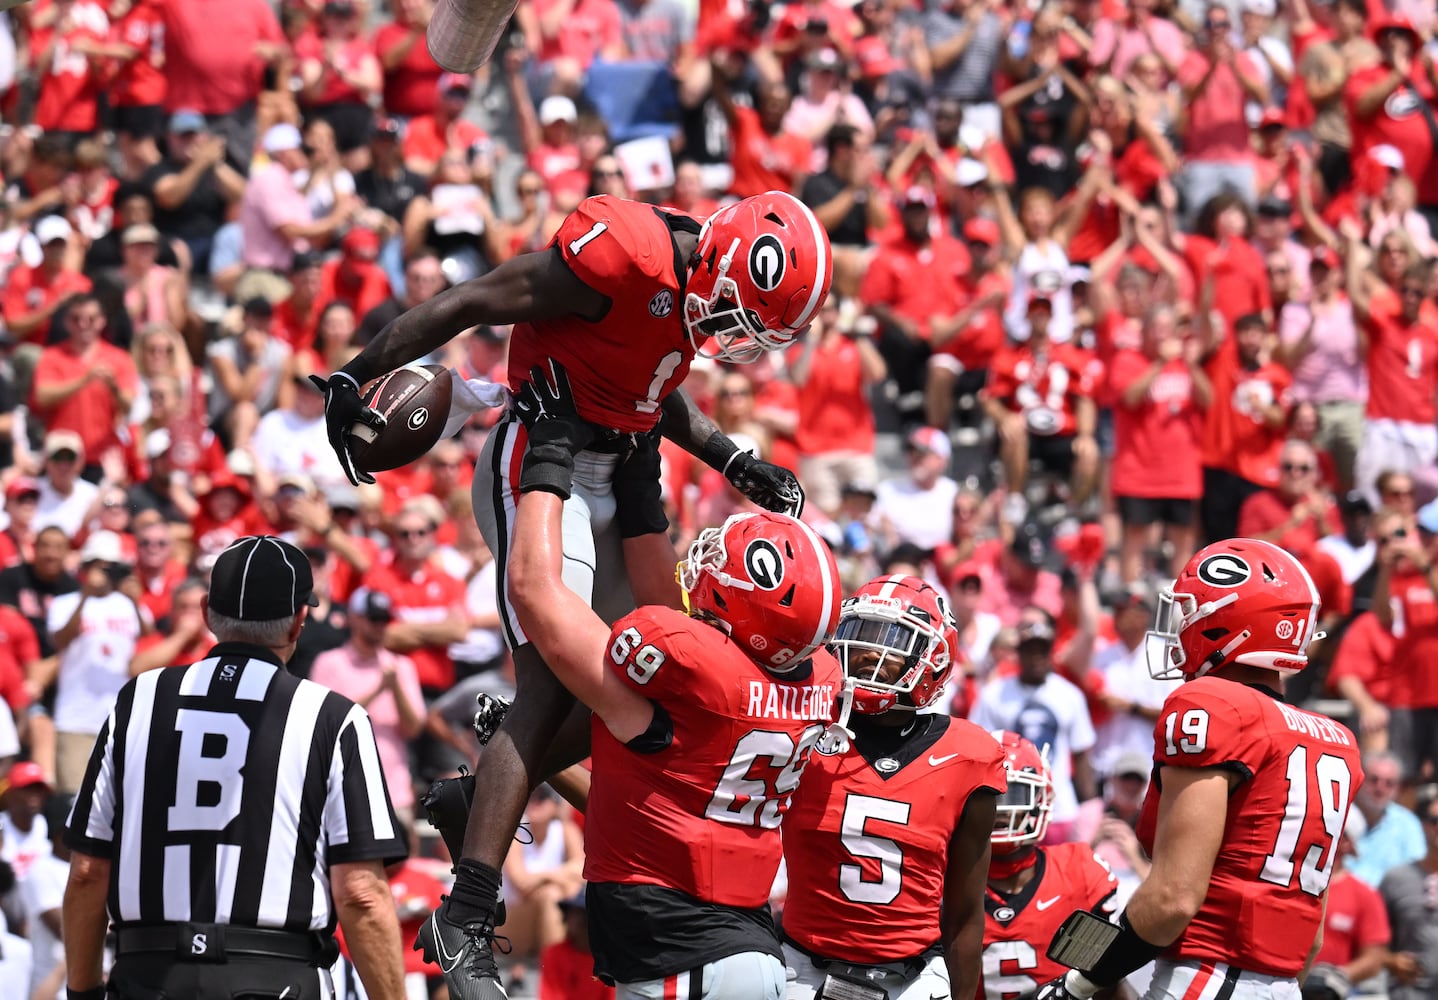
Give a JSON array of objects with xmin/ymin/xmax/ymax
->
[
  {"xmin": 684, "ymin": 191, "xmax": 833, "ymax": 363},
  {"xmin": 678, "ymin": 511, "xmax": 841, "ymax": 669},
  {"xmin": 990, "ymin": 731, "xmax": 1054, "ymax": 852},
  {"xmin": 1148, "ymin": 537, "xmax": 1322, "ymax": 681},
  {"xmin": 830, "ymin": 574, "xmax": 960, "ymax": 714}
]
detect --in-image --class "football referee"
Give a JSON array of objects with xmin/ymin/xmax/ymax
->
[{"xmin": 61, "ymin": 535, "xmax": 409, "ymax": 1000}]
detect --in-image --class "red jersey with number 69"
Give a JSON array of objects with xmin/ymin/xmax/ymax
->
[
  {"xmin": 1136, "ymin": 677, "xmax": 1364, "ymax": 977},
  {"xmin": 585, "ymin": 605, "xmax": 842, "ymax": 906},
  {"xmin": 981, "ymin": 844, "xmax": 1120, "ymax": 1000},
  {"xmin": 507, "ymin": 196, "xmax": 696, "ymax": 433},
  {"xmin": 781, "ymin": 715, "xmax": 1007, "ymax": 963}
]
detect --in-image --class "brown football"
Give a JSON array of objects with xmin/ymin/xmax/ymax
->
[{"xmin": 349, "ymin": 364, "xmax": 453, "ymax": 473}]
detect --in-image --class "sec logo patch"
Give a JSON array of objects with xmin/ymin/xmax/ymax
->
[{"xmin": 649, "ymin": 289, "xmax": 673, "ymax": 318}]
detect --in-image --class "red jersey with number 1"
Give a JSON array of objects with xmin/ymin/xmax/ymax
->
[
  {"xmin": 1136, "ymin": 678, "xmax": 1363, "ymax": 977},
  {"xmin": 507, "ymin": 196, "xmax": 696, "ymax": 433},
  {"xmin": 585, "ymin": 606, "xmax": 842, "ymax": 906},
  {"xmin": 782, "ymin": 715, "xmax": 1007, "ymax": 963},
  {"xmin": 981, "ymin": 844, "xmax": 1120, "ymax": 1000}
]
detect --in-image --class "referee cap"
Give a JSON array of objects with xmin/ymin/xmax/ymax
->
[{"xmin": 210, "ymin": 536, "xmax": 320, "ymax": 621}]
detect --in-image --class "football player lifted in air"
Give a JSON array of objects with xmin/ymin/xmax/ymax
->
[
  {"xmin": 981, "ymin": 733, "xmax": 1119, "ymax": 1000},
  {"xmin": 499, "ymin": 361, "xmax": 844, "ymax": 999},
  {"xmin": 779, "ymin": 574, "xmax": 1007, "ymax": 1000},
  {"xmin": 1030, "ymin": 538, "xmax": 1364, "ymax": 1000},
  {"xmin": 311, "ymin": 192, "xmax": 832, "ymax": 999}
]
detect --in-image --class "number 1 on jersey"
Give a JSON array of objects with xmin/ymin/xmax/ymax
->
[
  {"xmin": 636, "ymin": 351, "xmax": 684, "ymax": 414},
  {"xmin": 567, "ymin": 221, "xmax": 608, "ymax": 255}
]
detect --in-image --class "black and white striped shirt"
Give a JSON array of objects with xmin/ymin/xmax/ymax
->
[{"xmin": 65, "ymin": 642, "xmax": 407, "ymax": 933}]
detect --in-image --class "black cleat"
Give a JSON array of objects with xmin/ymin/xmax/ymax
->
[{"xmin": 414, "ymin": 896, "xmax": 511, "ymax": 1000}]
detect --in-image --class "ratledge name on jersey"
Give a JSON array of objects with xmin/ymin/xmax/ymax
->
[
  {"xmin": 1277, "ymin": 702, "xmax": 1352, "ymax": 745},
  {"xmin": 746, "ymin": 680, "xmax": 836, "ymax": 721}
]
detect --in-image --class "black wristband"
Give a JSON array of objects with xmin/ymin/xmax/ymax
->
[
  {"xmin": 519, "ymin": 441, "xmax": 577, "ymax": 500},
  {"xmin": 698, "ymin": 430, "xmax": 740, "ymax": 472},
  {"xmin": 69, "ymin": 988, "xmax": 106, "ymax": 1000},
  {"xmin": 1085, "ymin": 913, "xmax": 1165, "ymax": 988}
]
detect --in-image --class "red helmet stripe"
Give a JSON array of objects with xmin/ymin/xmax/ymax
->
[
  {"xmin": 771, "ymin": 190, "xmax": 829, "ymax": 331},
  {"xmin": 792, "ymin": 515, "xmax": 837, "ymax": 657}
]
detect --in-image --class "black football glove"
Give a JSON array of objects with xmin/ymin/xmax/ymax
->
[
  {"xmin": 723, "ymin": 450, "xmax": 806, "ymax": 517},
  {"xmin": 615, "ymin": 430, "xmax": 669, "ymax": 538},
  {"xmin": 472, "ymin": 692, "xmax": 512, "ymax": 746},
  {"xmin": 310, "ymin": 372, "xmax": 385, "ymax": 487},
  {"xmin": 513, "ymin": 361, "xmax": 596, "ymax": 500}
]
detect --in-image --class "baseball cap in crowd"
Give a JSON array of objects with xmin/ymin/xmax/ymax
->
[
  {"xmin": 955, "ymin": 159, "xmax": 989, "ymax": 188},
  {"xmin": 323, "ymin": 0, "xmax": 357, "ymax": 16},
  {"xmin": 439, "ymin": 72, "xmax": 474, "ymax": 95},
  {"xmin": 1016, "ymin": 618, "xmax": 1055, "ymax": 646},
  {"xmin": 906, "ymin": 426, "xmax": 951, "ymax": 461},
  {"xmin": 806, "ymin": 47, "xmax": 843, "ymax": 72},
  {"xmin": 226, "ymin": 449, "xmax": 257, "ymax": 478},
  {"xmin": 277, "ymin": 472, "xmax": 316, "ymax": 497},
  {"xmin": 290, "ymin": 250, "xmax": 323, "ymax": 274},
  {"xmin": 44, "ymin": 429, "xmax": 84, "ymax": 461},
  {"xmin": 5, "ymin": 477, "xmax": 39, "ymax": 502},
  {"xmin": 538, "ymin": 95, "xmax": 578, "ymax": 127},
  {"xmin": 262, "ymin": 123, "xmax": 303, "ymax": 155},
  {"xmin": 209, "ymin": 536, "xmax": 320, "ymax": 621},
  {"xmin": 35, "ymin": 215, "xmax": 72, "ymax": 245},
  {"xmin": 1240, "ymin": 0, "xmax": 1277, "ymax": 16},
  {"xmin": 1010, "ymin": 524, "xmax": 1047, "ymax": 568},
  {"xmin": 1111, "ymin": 750, "xmax": 1152, "ymax": 780},
  {"xmin": 1257, "ymin": 107, "xmax": 1286, "ymax": 130},
  {"xmin": 323, "ymin": 480, "xmax": 361, "ymax": 512},
  {"xmin": 899, "ymin": 185, "xmax": 936, "ymax": 209},
  {"xmin": 1417, "ymin": 498, "xmax": 1438, "ymax": 535},
  {"xmin": 5, "ymin": 761, "xmax": 51, "ymax": 794},
  {"xmin": 1027, "ymin": 290, "xmax": 1054, "ymax": 312},
  {"xmin": 341, "ymin": 227, "xmax": 382, "ymax": 260},
  {"xmin": 122, "ymin": 223, "xmax": 161, "ymax": 247},
  {"xmin": 1115, "ymin": 581, "xmax": 1157, "ymax": 613},
  {"xmin": 372, "ymin": 116, "xmax": 404, "ymax": 141},
  {"xmin": 1370, "ymin": 144, "xmax": 1406, "ymax": 172},
  {"xmin": 1309, "ymin": 245, "xmax": 1336, "ymax": 271},
  {"xmin": 1256, "ymin": 196, "xmax": 1292, "ymax": 218},
  {"xmin": 348, "ymin": 587, "xmax": 395, "ymax": 623},
  {"xmin": 145, "ymin": 428, "xmax": 171, "ymax": 460},
  {"xmin": 168, "ymin": 109, "xmax": 207, "ymax": 135},
  {"xmin": 243, "ymin": 296, "xmax": 275, "ymax": 319},
  {"xmin": 963, "ymin": 217, "xmax": 1000, "ymax": 246},
  {"xmin": 948, "ymin": 560, "xmax": 983, "ymax": 589},
  {"xmin": 1338, "ymin": 489, "xmax": 1372, "ymax": 515},
  {"xmin": 1371, "ymin": 13, "xmax": 1420, "ymax": 43},
  {"xmin": 79, "ymin": 530, "xmax": 127, "ymax": 566},
  {"xmin": 854, "ymin": 36, "xmax": 899, "ymax": 79}
]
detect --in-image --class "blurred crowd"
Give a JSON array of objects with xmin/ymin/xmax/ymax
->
[{"xmin": 2, "ymin": 0, "xmax": 1438, "ymax": 996}]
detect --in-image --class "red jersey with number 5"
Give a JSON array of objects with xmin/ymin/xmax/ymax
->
[
  {"xmin": 1136, "ymin": 677, "xmax": 1364, "ymax": 977},
  {"xmin": 507, "ymin": 196, "xmax": 696, "ymax": 433},
  {"xmin": 585, "ymin": 605, "xmax": 842, "ymax": 907},
  {"xmin": 781, "ymin": 716, "xmax": 1008, "ymax": 963},
  {"xmin": 981, "ymin": 844, "xmax": 1120, "ymax": 1000}
]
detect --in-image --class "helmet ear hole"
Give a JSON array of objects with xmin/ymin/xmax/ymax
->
[
  {"xmin": 711, "ymin": 590, "xmax": 728, "ymax": 611},
  {"xmin": 1261, "ymin": 562, "xmax": 1277, "ymax": 582}
]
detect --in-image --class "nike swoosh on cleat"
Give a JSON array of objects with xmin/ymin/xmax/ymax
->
[
  {"xmin": 1035, "ymin": 896, "xmax": 1062, "ymax": 910},
  {"xmin": 426, "ymin": 916, "xmax": 466, "ymax": 974},
  {"xmin": 929, "ymin": 753, "xmax": 959, "ymax": 766}
]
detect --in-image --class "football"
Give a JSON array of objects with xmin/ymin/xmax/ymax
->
[{"xmin": 349, "ymin": 364, "xmax": 453, "ymax": 473}]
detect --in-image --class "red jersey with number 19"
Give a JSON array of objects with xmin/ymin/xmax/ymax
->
[
  {"xmin": 506, "ymin": 196, "xmax": 696, "ymax": 433},
  {"xmin": 981, "ymin": 844, "xmax": 1120, "ymax": 1000},
  {"xmin": 585, "ymin": 605, "xmax": 842, "ymax": 906},
  {"xmin": 1136, "ymin": 677, "xmax": 1364, "ymax": 977},
  {"xmin": 781, "ymin": 715, "xmax": 1007, "ymax": 962}
]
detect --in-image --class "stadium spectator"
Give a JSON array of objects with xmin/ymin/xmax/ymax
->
[
  {"xmin": 2, "ymin": 216, "xmax": 92, "ymax": 346},
  {"xmin": 238, "ymin": 123, "xmax": 356, "ymax": 276},
  {"xmin": 358, "ymin": 248, "xmax": 446, "ymax": 345},
  {"xmin": 1348, "ymin": 750, "xmax": 1424, "ymax": 887},
  {"xmin": 403, "ymin": 73, "xmax": 487, "ymax": 178},
  {"xmin": 295, "ymin": 0, "xmax": 383, "ymax": 165},
  {"xmin": 1087, "ymin": 585, "xmax": 1179, "ymax": 781},
  {"xmin": 207, "ymin": 297, "xmax": 293, "ymax": 447},
  {"xmin": 372, "ymin": 0, "xmax": 444, "ymax": 121},
  {"xmin": 17, "ymin": 791, "xmax": 69, "ymax": 1000},
  {"xmin": 142, "ymin": 110, "xmax": 246, "ymax": 275},
  {"xmin": 272, "ymin": 250, "xmax": 325, "ymax": 351},
  {"xmin": 1237, "ymin": 438, "xmax": 1340, "ymax": 550},
  {"xmin": 1380, "ymin": 789, "xmax": 1438, "ymax": 1000},
  {"xmin": 1312, "ymin": 810, "xmax": 1391, "ymax": 990},
  {"xmin": 33, "ymin": 432, "xmax": 99, "ymax": 539},
  {"xmin": 1, "ymin": 761, "xmax": 51, "ymax": 880}
]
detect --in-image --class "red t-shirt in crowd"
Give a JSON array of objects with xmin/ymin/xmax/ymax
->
[
  {"xmin": 1200, "ymin": 343, "xmax": 1292, "ymax": 485},
  {"xmin": 136, "ymin": 560, "xmax": 189, "ymax": 627},
  {"xmin": 110, "ymin": 0, "xmax": 167, "ymax": 108},
  {"xmin": 318, "ymin": 260, "xmax": 392, "ymax": 321},
  {"xmin": 1346, "ymin": 64, "xmax": 1438, "ymax": 204},
  {"xmin": 156, "ymin": 0, "xmax": 282, "ymax": 114},
  {"xmin": 539, "ymin": 939, "xmax": 615, "ymax": 1000},
  {"xmin": 1236, "ymin": 491, "xmax": 1341, "ymax": 554},
  {"xmin": 1363, "ymin": 285, "xmax": 1438, "ymax": 425},
  {"xmin": 361, "ymin": 554, "xmax": 467, "ymax": 691},
  {"xmin": 794, "ymin": 335, "xmax": 877, "ymax": 457},
  {"xmin": 1, "ymin": 265, "xmax": 93, "ymax": 344},
  {"xmin": 372, "ymin": 21, "xmax": 443, "ymax": 119},
  {"xmin": 30, "ymin": 24, "xmax": 105, "ymax": 132},
  {"xmin": 0, "ymin": 604, "xmax": 39, "ymax": 713},
  {"xmin": 1390, "ymin": 568, "xmax": 1438, "ymax": 707},
  {"xmin": 933, "ymin": 270, "xmax": 1008, "ymax": 373},
  {"xmin": 531, "ymin": 0, "xmax": 622, "ymax": 69},
  {"xmin": 1327, "ymin": 611, "xmax": 1396, "ymax": 705},
  {"xmin": 983, "ymin": 342, "xmax": 1104, "ymax": 438},
  {"xmin": 30, "ymin": 338, "xmax": 140, "ymax": 459},
  {"xmin": 727, "ymin": 106, "xmax": 812, "ymax": 199},
  {"xmin": 1108, "ymin": 352, "xmax": 1204, "ymax": 500},
  {"xmin": 858, "ymin": 234, "xmax": 971, "ymax": 340},
  {"xmin": 273, "ymin": 296, "xmax": 321, "ymax": 352},
  {"xmin": 1181, "ymin": 236, "xmax": 1272, "ymax": 335},
  {"xmin": 403, "ymin": 114, "xmax": 488, "ymax": 169},
  {"xmin": 1314, "ymin": 869, "xmax": 1390, "ymax": 968},
  {"xmin": 293, "ymin": 33, "xmax": 374, "ymax": 107},
  {"xmin": 1177, "ymin": 50, "xmax": 1261, "ymax": 160}
]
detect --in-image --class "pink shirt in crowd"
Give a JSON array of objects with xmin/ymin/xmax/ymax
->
[
  {"xmin": 239, "ymin": 162, "xmax": 312, "ymax": 271},
  {"xmin": 1278, "ymin": 296, "xmax": 1367, "ymax": 405},
  {"xmin": 310, "ymin": 644, "xmax": 424, "ymax": 811},
  {"xmin": 1089, "ymin": 17, "xmax": 1187, "ymax": 82}
]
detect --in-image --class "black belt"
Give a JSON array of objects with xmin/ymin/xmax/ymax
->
[
  {"xmin": 503, "ymin": 408, "xmax": 639, "ymax": 454},
  {"xmin": 115, "ymin": 923, "xmax": 336, "ymax": 965},
  {"xmin": 780, "ymin": 931, "xmax": 935, "ymax": 982}
]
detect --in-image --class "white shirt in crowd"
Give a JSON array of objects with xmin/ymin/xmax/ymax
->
[
  {"xmin": 0, "ymin": 914, "xmax": 34, "ymax": 1000},
  {"xmin": 1317, "ymin": 532, "xmax": 1376, "ymax": 585},
  {"xmin": 1088, "ymin": 637, "xmax": 1180, "ymax": 780},
  {"xmin": 869, "ymin": 475, "xmax": 959, "ymax": 551},
  {"xmin": 33, "ymin": 477, "xmax": 99, "ymax": 538},
  {"xmin": 0, "ymin": 700, "xmax": 18, "ymax": 760},
  {"xmin": 20, "ymin": 849, "xmax": 68, "ymax": 1000},
  {"xmin": 968, "ymin": 671, "xmax": 1096, "ymax": 824},
  {"xmin": 48, "ymin": 590, "xmax": 145, "ymax": 735},
  {"xmin": 0, "ymin": 811, "xmax": 48, "ymax": 882},
  {"xmin": 449, "ymin": 560, "xmax": 505, "ymax": 668},
  {"xmin": 251, "ymin": 408, "xmax": 345, "ymax": 491}
]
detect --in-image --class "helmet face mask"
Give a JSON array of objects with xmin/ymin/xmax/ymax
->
[
  {"xmin": 831, "ymin": 580, "xmax": 955, "ymax": 713},
  {"xmin": 991, "ymin": 732, "xmax": 1054, "ymax": 852}
]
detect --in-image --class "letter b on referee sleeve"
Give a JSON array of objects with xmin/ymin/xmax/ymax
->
[{"xmin": 168, "ymin": 709, "xmax": 250, "ymax": 832}]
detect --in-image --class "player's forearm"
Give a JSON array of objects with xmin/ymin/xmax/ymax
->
[
  {"xmin": 63, "ymin": 853, "xmax": 112, "ymax": 991},
  {"xmin": 660, "ymin": 387, "xmax": 736, "ymax": 470},
  {"xmin": 623, "ymin": 535, "xmax": 684, "ymax": 610}
]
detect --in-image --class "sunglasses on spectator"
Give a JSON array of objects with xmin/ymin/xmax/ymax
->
[
  {"xmin": 1402, "ymin": 286, "xmax": 1426, "ymax": 298},
  {"xmin": 1266, "ymin": 265, "xmax": 1289, "ymax": 276},
  {"xmin": 1280, "ymin": 462, "xmax": 1314, "ymax": 473},
  {"xmin": 594, "ymin": 169, "xmax": 625, "ymax": 179},
  {"xmin": 519, "ymin": 186, "xmax": 544, "ymax": 196},
  {"xmin": 1384, "ymin": 487, "xmax": 1414, "ymax": 498},
  {"xmin": 397, "ymin": 527, "xmax": 432, "ymax": 539},
  {"xmin": 720, "ymin": 388, "xmax": 753, "ymax": 399},
  {"xmin": 139, "ymin": 537, "xmax": 171, "ymax": 548}
]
